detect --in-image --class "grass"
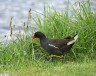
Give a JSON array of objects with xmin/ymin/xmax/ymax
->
[
  {"xmin": 35, "ymin": 0, "xmax": 96, "ymax": 61},
  {"xmin": 0, "ymin": 61, "xmax": 96, "ymax": 76},
  {"xmin": 0, "ymin": 0, "xmax": 96, "ymax": 76}
]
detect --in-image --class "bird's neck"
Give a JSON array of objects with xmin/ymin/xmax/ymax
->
[{"xmin": 39, "ymin": 36, "xmax": 46, "ymax": 41}]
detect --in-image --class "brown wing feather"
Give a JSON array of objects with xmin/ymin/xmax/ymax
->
[{"xmin": 48, "ymin": 38, "xmax": 73, "ymax": 48}]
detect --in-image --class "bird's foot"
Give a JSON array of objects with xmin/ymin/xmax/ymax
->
[{"xmin": 50, "ymin": 55, "xmax": 64, "ymax": 58}]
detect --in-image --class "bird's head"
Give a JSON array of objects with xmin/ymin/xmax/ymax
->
[{"xmin": 32, "ymin": 31, "xmax": 46, "ymax": 40}]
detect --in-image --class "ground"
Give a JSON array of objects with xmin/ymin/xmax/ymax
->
[{"xmin": 1, "ymin": 61, "xmax": 96, "ymax": 76}]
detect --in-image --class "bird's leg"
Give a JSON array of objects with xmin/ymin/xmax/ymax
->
[
  {"xmin": 48, "ymin": 55, "xmax": 64, "ymax": 62},
  {"xmin": 49, "ymin": 55, "xmax": 64, "ymax": 62},
  {"xmin": 60, "ymin": 55, "xmax": 64, "ymax": 63},
  {"xmin": 48, "ymin": 55, "xmax": 54, "ymax": 62},
  {"xmin": 55, "ymin": 55, "xmax": 64, "ymax": 62},
  {"xmin": 51, "ymin": 55, "xmax": 63, "ymax": 58},
  {"xmin": 49, "ymin": 55, "xmax": 64, "ymax": 58}
]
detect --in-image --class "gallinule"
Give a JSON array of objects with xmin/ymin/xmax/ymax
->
[{"xmin": 32, "ymin": 31, "xmax": 78, "ymax": 58}]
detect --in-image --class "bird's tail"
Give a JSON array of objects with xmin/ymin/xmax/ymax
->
[{"xmin": 67, "ymin": 34, "xmax": 78, "ymax": 45}]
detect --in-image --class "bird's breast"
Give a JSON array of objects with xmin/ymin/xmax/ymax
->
[{"xmin": 40, "ymin": 40, "xmax": 48, "ymax": 50}]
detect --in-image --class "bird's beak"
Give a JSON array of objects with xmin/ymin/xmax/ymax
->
[{"xmin": 32, "ymin": 35, "xmax": 35, "ymax": 40}]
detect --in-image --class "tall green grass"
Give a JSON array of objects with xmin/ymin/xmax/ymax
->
[
  {"xmin": 0, "ymin": 0, "xmax": 96, "ymax": 71},
  {"xmin": 34, "ymin": 0, "xmax": 96, "ymax": 62}
]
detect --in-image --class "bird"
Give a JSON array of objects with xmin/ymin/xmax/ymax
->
[{"xmin": 32, "ymin": 31, "xmax": 78, "ymax": 58}]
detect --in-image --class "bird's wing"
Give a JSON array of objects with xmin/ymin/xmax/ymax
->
[
  {"xmin": 48, "ymin": 39, "xmax": 70, "ymax": 48},
  {"xmin": 64, "ymin": 36, "xmax": 72, "ymax": 39},
  {"xmin": 47, "ymin": 43, "xmax": 63, "ymax": 55},
  {"xmin": 46, "ymin": 35, "xmax": 78, "ymax": 55},
  {"xmin": 48, "ymin": 34, "xmax": 78, "ymax": 48}
]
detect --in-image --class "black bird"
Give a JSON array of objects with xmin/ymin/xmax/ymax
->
[{"xmin": 32, "ymin": 31, "xmax": 78, "ymax": 58}]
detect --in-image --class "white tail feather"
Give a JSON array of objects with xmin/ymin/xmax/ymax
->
[
  {"xmin": 74, "ymin": 35, "xmax": 78, "ymax": 41},
  {"xmin": 67, "ymin": 35, "xmax": 78, "ymax": 45}
]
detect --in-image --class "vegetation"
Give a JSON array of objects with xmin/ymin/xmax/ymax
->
[
  {"xmin": 0, "ymin": 0, "xmax": 96, "ymax": 76},
  {"xmin": 1, "ymin": 61, "xmax": 96, "ymax": 76}
]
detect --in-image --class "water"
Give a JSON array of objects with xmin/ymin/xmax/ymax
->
[{"xmin": 0, "ymin": 0, "xmax": 95, "ymax": 41}]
